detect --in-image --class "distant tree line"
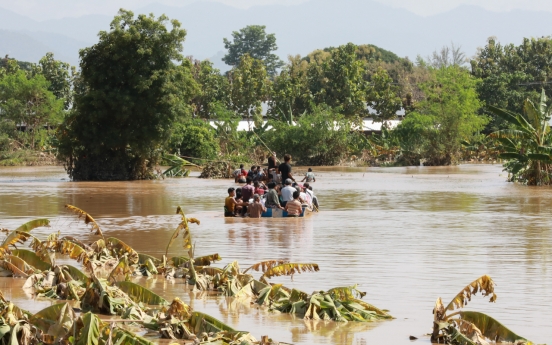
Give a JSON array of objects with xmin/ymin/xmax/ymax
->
[{"xmin": 2, "ymin": 9, "xmax": 552, "ymax": 181}]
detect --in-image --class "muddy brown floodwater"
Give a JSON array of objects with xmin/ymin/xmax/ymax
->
[{"xmin": 0, "ymin": 164, "xmax": 551, "ymax": 345}]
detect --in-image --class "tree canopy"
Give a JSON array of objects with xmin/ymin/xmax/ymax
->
[
  {"xmin": 57, "ymin": 10, "xmax": 196, "ymax": 180},
  {"xmin": 223, "ymin": 25, "xmax": 284, "ymax": 77}
]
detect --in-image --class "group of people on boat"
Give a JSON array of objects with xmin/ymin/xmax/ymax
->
[{"xmin": 225, "ymin": 153, "xmax": 319, "ymax": 218}]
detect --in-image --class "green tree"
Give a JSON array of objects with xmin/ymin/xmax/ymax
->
[
  {"xmin": 308, "ymin": 43, "xmax": 367, "ymax": 117},
  {"xmin": 35, "ymin": 53, "xmax": 74, "ymax": 110},
  {"xmin": 394, "ymin": 66, "xmax": 488, "ymax": 165},
  {"xmin": 189, "ymin": 59, "xmax": 229, "ymax": 119},
  {"xmin": 471, "ymin": 37, "xmax": 552, "ymax": 132},
  {"xmin": 268, "ymin": 55, "xmax": 311, "ymax": 122},
  {"xmin": 223, "ymin": 25, "xmax": 284, "ymax": 77},
  {"xmin": 57, "ymin": 10, "xmax": 197, "ymax": 181},
  {"xmin": 366, "ymin": 67, "xmax": 403, "ymax": 125},
  {"xmin": 228, "ymin": 54, "xmax": 270, "ymax": 124},
  {"xmin": 0, "ymin": 70, "xmax": 63, "ymax": 149}
]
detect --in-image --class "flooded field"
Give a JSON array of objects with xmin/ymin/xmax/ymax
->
[{"xmin": 0, "ymin": 164, "xmax": 551, "ymax": 345}]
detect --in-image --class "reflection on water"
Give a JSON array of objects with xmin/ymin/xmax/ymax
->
[{"xmin": 1, "ymin": 165, "xmax": 551, "ymax": 345}]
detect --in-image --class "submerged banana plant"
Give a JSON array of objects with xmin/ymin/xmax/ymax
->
[{"xmin": 431, "ymin": 275, "xmax": 533, "ymax": 345}]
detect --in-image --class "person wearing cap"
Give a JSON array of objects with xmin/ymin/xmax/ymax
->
[
  {"xmin": 281, "ymin": 178, "xmax": 296, "ymax": 207},
  {"xmin": 248, "ymin": 194, "xmax": 267, "ymax": 218},
  {"xmin": 225, "ymin": 187, "xmax": 243, "ymax": 217}
]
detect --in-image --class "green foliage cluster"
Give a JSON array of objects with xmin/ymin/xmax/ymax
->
[
  {"xmin": 57, "ymin": 10, "xmax": 197, "ymax": 180},
  {"xmin": 264, "ymin": 107, "xmax": 367, "ymax": 165}
]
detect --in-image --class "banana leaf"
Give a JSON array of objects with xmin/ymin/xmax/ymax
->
[
  {"xmin": 0, "ymin": 260, "xmax": 29, "ymax": 277},
  {"xmin": 65, "ymin": 264, "xmax": 89, "ymax": 283},
  {"xmin": 244, "ymin": 260, "xmax": 288, "ymax": 274},
  {"xmin": 76, "ymin": 312, "xmax": 101, "ymax": 345},
  {"xmin": 138, "ymin": 253, "xmax": 161, "ymax": 266},
  {"xmin": 261, "ymin": 263, "xmax": 320, "ymax": 280},
  {"xmin": 106, "ymin": 237, "xmax": 139, "ymax": 264},
  {"xmin": 115, "ymin": 281, "xmax": 168, "ymax": 306},
  {"xmin": 4, "ymin": 255, "xmax": 34, "ymax": 275},
  {"xmin": 11, "ymin": 249, "xmax": 52, "ymax": 271},
  {"xmin": 171, "ymin": 256, "xmax": 190, "ymax": 267},
  {"xmin": 102, "ymin": 326, "xmax": 155, "ymax": 345},
  {"xmin": 445, "ymin": 275, "xmax": 496, "ymax": 311},
  {"xmin": 194, "ymin": 254, "xmax": 222, "ymax": 266},
  {"xmin": 0, "ymin": 231, "xmax": 32, "ymax": 250},
  {"xmin": 65, "ymin": 204, "xmax": 103, "ymax": 238},
  {"xmin": 55, "ymin": 239, "xmax": 91, "ymax": 267},
  {"xmin": 454, "ymin": 311, "xmax": 530, "ymax": 343},
  {"xmin": 29, "ymin": 302, "xmax": 74, "ymax": 333},
  {"xmin": 189, "ymin": 312, "xmax": 238, "ymax": 334},
  {"xmin": 14, "ymin": 219, "xmax": 50, "ymax": 232}
]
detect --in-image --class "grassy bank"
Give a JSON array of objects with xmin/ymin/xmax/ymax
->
[{"xmin": 0, "ymin": 149, "xmax": 60, "ymax": 166}]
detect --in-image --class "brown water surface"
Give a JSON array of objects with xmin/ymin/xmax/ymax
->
[{"xmin": 0, "ymin": 165, "xmax": 551, "ymax": 345}]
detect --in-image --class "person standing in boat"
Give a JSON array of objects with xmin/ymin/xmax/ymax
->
[{"xmin": 278, "ymin": 154, "xmax": 295, "ymax": 183}]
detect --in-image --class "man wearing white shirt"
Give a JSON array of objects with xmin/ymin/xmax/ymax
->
[{"xmin": 281, "ymin": 179, "xmax": 296, "ymax": 207}]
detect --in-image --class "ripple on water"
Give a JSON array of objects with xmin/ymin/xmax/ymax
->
[{"xmin": 0, "ymin": 164, "xmax": 550, "ymax": 345}]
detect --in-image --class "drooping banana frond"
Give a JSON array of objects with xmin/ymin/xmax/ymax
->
[
  {"xmin": 261, "ymin": 263, "xmax": 320, "ymax": 280},
  {"xmin": 166, "ymin": 297, "xmax": 191, "ymax": 319},
  {"xmin": 76, "ymin": 312, "xmax": 102, "ymax": 345},
  {"xmin": 451, "ymin": 311, "xmax": 530, "ymax": 344},
  {"xmin": 327, "ymin": 285, "xmax": 367, "ymax": 300},
  {"xmin": 11, "ymin": 249, "xmax": 52, "ymax": 271},
  {"xmin": 102, "ymin": 326, "xmax": 154, "ymax": 345},
  {"xmin": 165, "ymin": 220, "xmax": 188, "ymax": 258},
  {"xmin": 106, "ymin": 237, "xmax": 139, "ymax": 264},
  {"xmin": 445, "ymin": 275, "xmax": 497, "ymax": 311},
  {"xmin": 115, "ymin": 281, "xmax": 168, "ymax": 306},
  {"xmin": 55, "ymin": 239, "xmax": 91, "ymax": 268},
  {"xmin": 14, "ymin": 219, "xmax": 50, "ymax": 232},
  {"xmin": 0, "ymin": 260, "xmax": 29, "ymax": 277},
  {"xmin": 244, "ymin": 260, "xmax": 289, "ymax": 274},
  {"xmin": 4, "ymin": 255, "xmax": 35, "ymax": 275},
  {"xmin": 108, "ymin": 256, "xmax": 133, "ymax": 283},
  {"xmin": 29, "ymin": 302, "xmax": 76, "ymax": 333},
  {"xmin": 1, "ymin": 231, "xmax": 33, "ymax": 251},
  {"xmin": 194, "ymin": 253, "xmax": 221, "ymax": 266},
  {"xmin": 65, "ymin": 204, "xmax": 104, "ymax": 238}
]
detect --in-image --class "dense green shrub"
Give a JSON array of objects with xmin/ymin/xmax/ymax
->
[
  {"xmin": 264, "ymin": 107, "xmax": 359, "ymax": 165},
  {"xmin": 167, "ymin": 120, "xmax": 220, "ymax": 163}
]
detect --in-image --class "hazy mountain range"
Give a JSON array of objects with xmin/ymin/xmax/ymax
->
[{"xmin": 0, "ymin": 0, "xmax": 550, "ymax": 70}]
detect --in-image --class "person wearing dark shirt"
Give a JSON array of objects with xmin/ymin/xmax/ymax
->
[
  {"xmin": 278, "ymin": 154, "xmax": 294, "ymax": 182},
  {"xmin": 268, "ymin": 152, "xmax": 277, "ymax": 171}
]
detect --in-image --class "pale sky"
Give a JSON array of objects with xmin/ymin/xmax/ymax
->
[{"xmin": 1, "ymin": 0, "xmax": 552, "ymax": 20}]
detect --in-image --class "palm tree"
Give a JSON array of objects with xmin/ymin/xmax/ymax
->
[{"xmin": 488, "ymin": 89, "xmax": 552, "ymax": 185}]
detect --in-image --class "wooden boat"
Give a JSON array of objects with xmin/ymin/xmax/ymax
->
[{"xmin": 261, "ymin": 205, "xmax": 315, "ymax": 218}]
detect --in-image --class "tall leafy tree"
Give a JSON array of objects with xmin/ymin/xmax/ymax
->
[
  {"xmin": 228, "ymin": 54, "xmax": 270, "ymax": 125},
  {"xmin": 366, "ymin": 67, "xmax": 403, "ymax": 125},
  {"xmin": 57, "ymin": 10, "xmax": 197, "ymax": 181},
  {"xmin": 189, "ymin": 59, "xmax": 229, "ymax": 119},
  {"xmin": 394, "ymin": 66, "xmax": 488, "ymax": 165},
  {"xmin": 35, "ymin": 53, "xmax": 75, "ymax": 110},
  {"xmin": 0, "ymin": 69, "xmax": 63, "ymax": 149},
  {"xmin": 308, "ymin": 43, "xmax": 367, "ymax": 117},
  {"xmin": 268, "ymin": 55, "xmax": 310, "ymax": 122},
  {"xmin": 223, "ymin": 25, "xmax": 284, "ymax": 77},
  {"xmin": 471, "ymin": 37, "xmax": 552, "ymax": 132}
]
